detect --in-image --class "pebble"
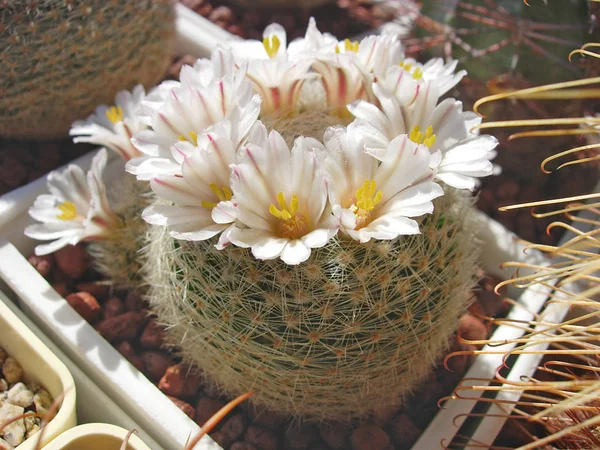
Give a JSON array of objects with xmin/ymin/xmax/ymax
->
[
  {"xmin": 66, "ymin": 292, "xmax": 101, "ymax": 323},
  {"xmin": 33, "ymin": 389, "xmax": 52, "ymax": 416},
  {"xmin": 219, "ymin": 413, "xmax": 248, "ymax": 447},
  {"xmin": 2, "ymin": 358, "xmax": 23, "ymax": 384},
  {"xmin": 351, "ymin": 422, "xmax": 390, "ymax": 450},
  {"xmin": 320, "ymin": 422, "xmax": 352, "ymax": 449},
  {"xmin": 116, "ymin": 342, "xmax": 144, "ymax": 372},
  {"xmin": 124, "ymin": 291, "xmax": 145, "ymax": 312},
  {"xmin": 0, "ymin": 403, "xmax": 25, "ymax": 447},
  {"xmin": 0, "ymin": 348, "xmax": 6, "ymax": 366},
  {"xmin": 158, "ymin": 364, "xmax": 202, "ymax": 399},
  {"xmin": 95, "ymin": 312, "xmax": 146, "ymax": 343},
  {"xmin": 284, "ymin": 423, "xmax": 318, "ymax": 449},
  {"xmin": 458, "ymin": 314, "xmax": 488, "ymax": 345},
  {"xmin": 195, "ymin": 397, "xmax": 226, "ymax": 426},
  {"xmin": 6, "ymin": 383, "xmax": 33, "ymax": 408},
  {"xmin": 54, "ymin": 244, "xmax": 88, "ymax": 279},
  {"xmin": 167, "ymin": 396, "xmax": 195, "ymax": 419},
  {"xmin": 103, "ymin": 296, "xmax": 125, "ymax": 319},
  {"xmin": 140, "ymin": 320, "xmax": 166, "ymax": 350},
  {"xmin": 245, "ymin": 425, "xmax": 279, "ymax": 450},
  {"xmin": 27, "ymin": 254, "xmax": 54, "ymax": 278},
  {"xmin": 24, "ymin": 416, "xmax": 41, "ymax": 439},
  {"xmin": 74, "ymin": 282, "xmax": 110, "ymax": 300},
  {"xmin": 391, "ymin": 414, "xmax": 421, "ymax": 448},
  {"xmin": 139, "ymin": 351, "xmax": 173, "ymax": 383},
  {"xmin": 230, "ymin": 443, "xmax": 258, "ymax": 450}
]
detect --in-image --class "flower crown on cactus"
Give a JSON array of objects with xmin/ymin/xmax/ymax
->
[{"xmin": 27, "ymin": 18, "xmax": 498, "ymax": 263}]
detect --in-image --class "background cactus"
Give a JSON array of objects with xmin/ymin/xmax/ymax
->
[
  {"xmin": 144, "ymin": 189, "xmax": 480, "ymax": 422},
  {"xmin": 88, "ymin": 173, "xmax": 150, "ymax": 290},
  {"xmin": 0, "ymin": 0, "xmax": 175, "ymax": 140}
]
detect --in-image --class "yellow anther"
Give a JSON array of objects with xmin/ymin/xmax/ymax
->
[
  {"xmin": 412, "ymin": 67, "xmax": 423, "ymax": 80},
  {"xmin": 409, "ymin": 125, "xmax": 436, "ymax": 148},
  {"xmin": 398, "ymin": 61, "xmax": 412, "ymax": 71},
  {"xmin": 56, "ymin": 201, "xmax": 77, "ymax": 220},
  {"xmin": 355, "ymin": 180, "xmax": 383, "ymax": 212},
  {"xmin": 178, "ymin": 131, "xmax": 199, "ymax": 146},
  {"xmin": 269, "ymin": 192, "xmax": 307, "ymax": 238},
  {"xmin": 263, "ymin": 34, "xmax": 281, "ymax": 59},
  {"xmin": 202, "ymin": 184, "xmax": 233, "ymax": 209},
  {"xmin": 336, "ymin": 38, "xmax": 359, "ymax": 54},
  {"xmin": 105, "ymin": 106, "xmax": 123, "ymax": 124}
]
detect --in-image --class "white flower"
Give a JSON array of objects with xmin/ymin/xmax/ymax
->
[
  {"xmin": 349, "ymin": 81, "xmax": 497, "ymax": 191},
  {"xmin": 70, "ymin": 85, "xmax": 147, "ymax": 161},
  {"xmin": 24, "ymin": 149, "xmax": 119, "ymax": 255},
  {"xmin": 380, "ymin": 57, "xmax": 466, "ymax": 106},
  {"xmin": 322, "ymin": 127, "xmax": 443, "ymax": 243},
  {"xmin": 227, "ymin": 130, "xmax": 337, "ymax": 265},
  {"xmin": 311, "ymin": 30, "xmax": 402, "ymax": 117},
  {"xmin": 126, "ymin": 61, "xmax": 260, "ymax": 180},
  {"xmin": 229, "ymin": 23, "xmax": 313, "ymax": 115},
  {"xmin": 142, "ymin": 120, "xmax": 239, "ymax": 242}
]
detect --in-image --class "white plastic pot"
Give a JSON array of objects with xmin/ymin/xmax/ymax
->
[
  {"xmin": 0, "ymin": 292, "xmax": 76, "ymax": 449},
  {"xmin": 43, "ymin": 423, "xmax": 151, "ymax": 450}
]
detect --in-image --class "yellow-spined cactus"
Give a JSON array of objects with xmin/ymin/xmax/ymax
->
[{"xmin": 0, "ymin": 0, "xmax": 175, "ymax": 139}]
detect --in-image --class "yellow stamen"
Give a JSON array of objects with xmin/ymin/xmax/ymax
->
[
  {"xmin": 201, "ymin": 184, "xmax": 233, "ymax": 209},
  {"xmin": 355, "ymin": 180, "xmax": 383, "ymax": 212},
  {"xmin": 412, "ymin": 67, "xmax": 423, "ymax": 80},
  {"xmin": 269, "ymin": 192, "xmax": 308, "ymax": 239},
  {"xmin": 263, "ymin": 34, "xmax": 281, "ymax": 59},
  {"xmin": 398, "ymin": 61, "xmax": 412, "ymax": 71},
  {"xmin": 336, "ymin": 38, "xmax": 359, "ymax": 54},
  {"xmin": 178, "ymin": 131, "xmax": 199, "ymax": 146},
  {"xmin": 105, "ymin": 106, "xmax": 123, "ymax": 124},
  {"xmin": 409, "ymin": 125, "xmax": 436, "ymax": 147},
  {"xmin": 56, "ymin": 201, "xmax": 77, "ymax": 220}
]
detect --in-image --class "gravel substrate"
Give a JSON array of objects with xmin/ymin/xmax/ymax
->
[
  {"xmin": 0, "ymin": 348, "xmax": 53, "ymax": 449},
  {"xmin": 28, "ymin": 244, "xmax": 509, "ymax": 450}
]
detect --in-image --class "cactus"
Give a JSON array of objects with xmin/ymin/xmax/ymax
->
[
  {"xmin": 0, "ymin": 0, "xmax": 175, "ymax": 140},
  {"xmin": 88, "ymin": 174, "xmax": 150, "ymax": 290},
  {"xmin": 144, "ymin": 189, "xmax": 479, "ymax": 421}
]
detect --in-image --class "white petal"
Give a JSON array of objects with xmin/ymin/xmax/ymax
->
[
  {"xmin": 302, "ymin": 227, "xmax": 337, "ymax": 248},
  {"xmin": 280, "ymin": 240, "xmax": 311, "ymax": 265}
]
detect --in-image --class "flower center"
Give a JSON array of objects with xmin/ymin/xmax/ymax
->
[
  {"xmin": 105, "ymin": 106, "xmax": 124, "ymax": 124},
  {"xmin": 201, "ymin": 184, "xmax": 232, "ymax": 209},
  {"xmin": 56, "ymin": 201, "xmax": 78, "ymax": 221},
  {"xmin": 398, "ymin": 61, "xmax": 423, "ymax": 80},
  {"xmin": 336, "ymin": 38, "xmax": 359, "ymax": 54},
  {"xmin": 178, "ymin": 131, "xmax": 199, "ymax": 146},
  {"xmin": 269, "ymin": 192, "xmax": 309, "ymax": 239},
  {"xmin": 350, "ymin": 179, "xmax": 382, "ymax": 228},
  {"xmin": 409, "ymin": 125, "xmax": 436, "ymax": 148},
  {"xmin": 263, "ymin": 34, "xmax": 281, "ymax": 59}
]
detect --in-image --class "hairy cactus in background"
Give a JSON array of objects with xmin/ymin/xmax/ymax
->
[
  {"xmin": 0, "ymin": 0, "xmax": 175, "ymax": 140},
  {"xmin": 146, "ymin": 190, "xmax": 479, "ymax": 421}
]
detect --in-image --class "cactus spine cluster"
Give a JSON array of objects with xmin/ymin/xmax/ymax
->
[
  {"xmin": 88, "ymin": 173, "xmax": 150, "ymax": 290},
  {"xmin": 0, "ymin": 0, "xmax": 175, "ymax": 139},
  {"xmin": 145, "ymin": 189, "xmax": 479, "ymax": 421}
]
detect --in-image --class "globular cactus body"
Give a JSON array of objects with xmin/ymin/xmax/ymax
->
[
  {"xmin": 145, "ymin": 190, "xmax": 479, "ymax": 422},
  {"xmin": 88, "ymin": 173, "xmax": 150, "ymax": 289},
  {"xmin": 0, "ymin": 0, "xmax": 175, "ymax": 139}
]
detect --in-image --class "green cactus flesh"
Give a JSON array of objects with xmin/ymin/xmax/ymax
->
[
  {"xmin": 144, "ymin": 190, "xmax": 480, "ymax": 422},
  {"xmin": 0, "ymin": 0, "xmax": 174, "ymax": 139}
]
